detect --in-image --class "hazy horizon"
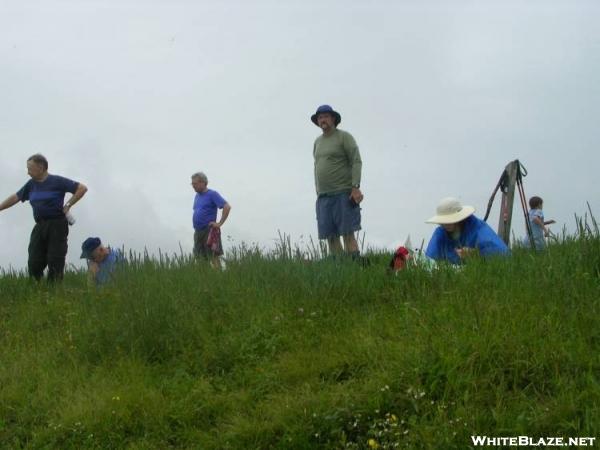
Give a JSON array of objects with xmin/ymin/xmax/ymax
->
[{"xmin": 2, "ymin": 0, "xmax": 599, "ymax": 271}]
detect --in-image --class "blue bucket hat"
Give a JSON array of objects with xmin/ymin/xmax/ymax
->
[
  {"xmin": 311, "ymin": 104, "xmax": 341, "ymax": 126},
  {"xmin": 81, "ymin": 237, "xmax": 101, "ymax": 259}
]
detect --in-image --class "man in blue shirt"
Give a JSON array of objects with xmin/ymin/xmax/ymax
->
[
  {"xmin": 0, "ymin": 154, "xmax": 88, "ymax": 281},
  {"xmin": 80, "ymin": 237, "xmax": 124, "ymax": 287},
  {"xmin": 191, "ymin": 171, "xmax": 231, "ymax": 269},
  {"xmin": 425, "ymin": 197, "xmax": 509, "ymax": 265}
]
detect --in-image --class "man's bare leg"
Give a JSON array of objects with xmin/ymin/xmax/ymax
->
[
  {"xmin": 343, "ymin": 233, "xmax": 359, "ymax": 254},
  {"xmin": 211, "ymin": 255, "xmax": 222, "ymax": 270},
  {"xmin": 327, "ymin": 236, "xmax": 344, "ymax": 255}
]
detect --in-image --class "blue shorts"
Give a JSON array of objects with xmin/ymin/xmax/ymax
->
[{"xmin": 316, "ymin": 191, "xmax": 361, "ymax": 239}]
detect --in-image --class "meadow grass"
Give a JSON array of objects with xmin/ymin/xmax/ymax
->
[{"xmin": 0, "ymin": 222, "xmax": 599, "ymax": 449}]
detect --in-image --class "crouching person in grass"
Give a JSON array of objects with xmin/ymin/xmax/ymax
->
[
  {"xmin": 191, "ymin": 171, "xmax": 231, "ymax": 269},
  {"xmin": 80, "ymin": 237, "xmax": 124, "ymax": 287},
  {"xmin": 425, "ymin": 197, "xmax": 509, "ymax": 265}
]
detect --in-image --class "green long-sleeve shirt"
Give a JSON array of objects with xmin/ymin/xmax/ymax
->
[{"xmin": 313, "ymin": 128, "xmax": 362, "ymax": 195}]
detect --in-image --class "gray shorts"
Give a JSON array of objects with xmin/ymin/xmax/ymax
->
[{"xmin": 316, "ymin": 191, "xmax": 361, "ymax": 239}]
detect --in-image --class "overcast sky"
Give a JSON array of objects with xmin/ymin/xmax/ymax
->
[{"xmin": 1, "ymin": 0, "xmax": 599, "ymax": 271}]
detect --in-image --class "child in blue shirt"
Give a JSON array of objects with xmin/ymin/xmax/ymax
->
[{"xmin": 528, "ymin": 196, "xmax": 555, "ymax": 251}]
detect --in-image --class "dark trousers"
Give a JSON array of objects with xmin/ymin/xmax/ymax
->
[
  {"xmin": 193, "ymin": 227, "xmax": 212, "ymax": 258},
  {"xmin": 28, "ymin": 217, "xmax": 69, "ymax": 282}
]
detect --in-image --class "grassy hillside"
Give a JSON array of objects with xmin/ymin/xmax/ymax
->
[{"xmin": 1, "ymin": 226, "xmax": 599, "ymax": 449}]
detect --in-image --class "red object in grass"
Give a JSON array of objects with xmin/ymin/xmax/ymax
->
[{"xmin": 390, "ymin": 246, "xmax": 410, "ymax": 271}]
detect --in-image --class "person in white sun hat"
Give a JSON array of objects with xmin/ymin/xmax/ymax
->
[{"xmin": 425, "ymin": 197, "xmax": 509, "ymax": 264}]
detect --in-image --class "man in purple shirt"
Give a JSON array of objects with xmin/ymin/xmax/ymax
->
[
  {"xmin": 0, "ymin": 154, "xmax": 88, "ymax": 281},
  {"xmin": 191, "ymin": 171, "xmax": 231, "ymax": 268}
]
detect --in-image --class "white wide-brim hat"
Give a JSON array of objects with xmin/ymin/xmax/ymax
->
[{"xmin": 426, "ymin": 197, "xmax": 475, "ymax": 224}]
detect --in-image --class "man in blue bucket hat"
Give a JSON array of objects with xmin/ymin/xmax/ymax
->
[{"xmin": 311, "ymin": 105, "xmax": 364, "ymax": 259}]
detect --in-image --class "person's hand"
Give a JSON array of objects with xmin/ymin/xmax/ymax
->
[
  {"xmin": 456, "ymin": 247, "xmax": 477, "ymax": 259},
  {"xmin": 209, "ymin": 221, "xmax": 221, "ymax": 229},
  {"xmin": 350, "ymin": 187, "xmax": 363, "ymax": 204},
  {"xmin": 89, "ymin": 262, "xmax": 100, "ymax": 275},
  {"xmin": 63, "ymin": 204, "xmax": 71, "ymax": 214}
]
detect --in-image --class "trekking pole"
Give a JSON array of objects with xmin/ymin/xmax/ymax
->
[
  {"xmin": 483, "ymin": 169, "xmax": 508, "ymax": 222},
  {"xmin": 516, "ymin": 163, "xmax": 535, "ymax": 249}
]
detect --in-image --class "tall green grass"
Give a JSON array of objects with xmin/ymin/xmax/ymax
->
[{"xmin": 0, "ymin": 219, "xmax": 598, "ymax": 449}]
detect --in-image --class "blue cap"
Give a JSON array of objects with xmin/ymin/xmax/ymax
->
[
  {"xmin": 311, "ymin": 104, "xmax": 341, "ymax": 126},
  {"xmin": 81, "ymin": 237, "xmax": 101, "ymax": 259}
]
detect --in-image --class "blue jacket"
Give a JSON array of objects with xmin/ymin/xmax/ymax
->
[{"xmin": 425, "ymin": 215, "xmax": 509, "ymax": 264}]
